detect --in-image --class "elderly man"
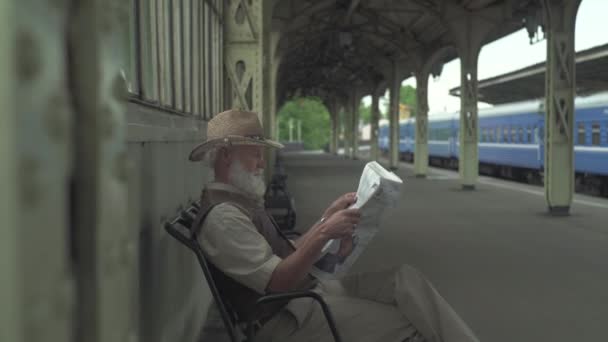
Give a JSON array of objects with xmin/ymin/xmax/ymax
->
[{"xmin": 190, "ymin": 109, "xmax": 479, "ymax": 342}]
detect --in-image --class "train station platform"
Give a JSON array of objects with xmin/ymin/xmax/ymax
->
[{"xmin": 282, "ymin": 151, "xmax": 608, "ymax": 342}]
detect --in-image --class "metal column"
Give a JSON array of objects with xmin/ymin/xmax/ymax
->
[
  {"xmin": 389, "ymin": 64, "xmax": 400, "ymax": 170},
  {"xmin": 328, "ymin": 99, "xmax": 340, "ymax": 155},
  {"xmin": 70, "ymin": 0, "xmax": 135, "ymax": 341},
  {"xmin": 542, "ymin": 0, "xmax": 581, "ymax": 215},
  {"xmin": 343, "ymin": 98, "xmax": 353, "ymax": 157},
  {"xmin": 370, "ymin": 89, "xmax": 381, "ymax": 161},
  {"xmin": 459, "ymin": 50, "xmax": 480, "ymax": 189},
  {"xmin": 414, "ymin": 72, "xmax": 429, "ymax": 177},
  {"xmin": 351, "ymin": 93, "xmax": 360, "ymax": 159},
  {"xmin": 263, "ymin": 13, "xmax": 278, "ymax": 177},
  {"xmin": 0, "ymin": 1, "xmax": 19, "ymax": 341},
  {"xmin": 224, "ymin": 0, "xmax": 265, "ymax": 114},
  {"xmin": 1, "ymin": 1, "xmax": 77, "ymax": 341},
  {"xmin": 443, "ymin": 3, "xmax": 504, "ymax": 189}
]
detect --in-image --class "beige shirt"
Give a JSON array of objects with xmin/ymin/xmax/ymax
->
[{"xmin": 197, "ymin": 182, "xmax": 282, "ymax": 294}]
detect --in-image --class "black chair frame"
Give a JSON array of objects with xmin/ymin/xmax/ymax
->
[{"xmin": 164, "ymin": 203, "xmax": 342, "ymax": 342}]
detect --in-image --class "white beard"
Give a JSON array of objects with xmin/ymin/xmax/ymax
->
[{"xmin": 228, "ymin": 159, "xmax": 266, "ymax": 200}]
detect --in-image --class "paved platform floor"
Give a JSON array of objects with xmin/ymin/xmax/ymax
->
[{"xmin": 283, "ymin": 152, "xmax": 608, "ymax": 342}]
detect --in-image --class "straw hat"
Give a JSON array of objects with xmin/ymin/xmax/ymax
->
[{"xmin": 189, "ymin": 109, "xmax": 283, "ymax": 161}]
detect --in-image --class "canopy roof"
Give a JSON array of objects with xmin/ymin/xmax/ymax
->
[
  {"xmin": 449, "ymin": 43, "xmax": 608, "ymax": 104},
  {"xmin": 270, "ymin": 0, "xmax": 540, "ymax": 107}
]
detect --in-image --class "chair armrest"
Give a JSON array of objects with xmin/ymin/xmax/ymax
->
[
  {"xmin": 247, "ymin": 290, "xmax": 342, "ymax": 342},
  {"xmin": 164, "ymin": 221, "xmax": 195, "ymax": 249}
]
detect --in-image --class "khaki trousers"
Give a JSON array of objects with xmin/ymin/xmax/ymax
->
[{"xmin": 255, "ymin": 264, "xmax": 479, "ymax": 342}]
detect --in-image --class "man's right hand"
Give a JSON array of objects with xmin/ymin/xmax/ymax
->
[{"xmin": 318, "ymin": 208, "xmax": 361, "ymax": 240}]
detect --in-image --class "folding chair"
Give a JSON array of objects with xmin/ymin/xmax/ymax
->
[{"xmin": 164, "ymin": 204, "xmax": 342, "ymax": 342}]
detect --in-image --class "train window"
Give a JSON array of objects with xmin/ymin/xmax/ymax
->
[
  {"xmin": 526, "ymin": 126, "xmax": 532, "ymax": 144},
  {"xmin": 158, "ymin": 0, "xmax": 173, "ymax": 106},
  {"xmin": 172, "ymin": 0, "xmax": 184, "ymax": 111},
  {"xmin": 518, "ymin": 127, "xmax": 524, "ymax": 143},
  {"xmin": 192, "ymin": 0, "xmax": 200, "ymax": 115},
  {"xmin": 591, "ymin": 122, "xmax": 600, "ymax": 146},
  {"xmin": 510, "ymin": 126, "xmax": 517, "ymax": 143},
  {"xmin": 214, "ymin": 0, "xmax": 223, "ymax": 116},
  {"xmin": 218, "ymin": 0, "xmax": 224, "ymax": 115},
  {"xmin": 183, "ymin": 0, "xmax": 192, "ymax": 113},
  {"xmin": 481, "ymin": 128, "xmax": 487, "ymax": 142},
  {"xmin": 205, "ymin": 3, "xmax": 213, "ymax": 118},
  {"xmin": 123, "ymin": 0, "xmax": 139, "ymax": 95},
  {"xmin": 503, "ymin": 126, "xmax": 509, "ymax": 142},
  {"xmin": 127, "ymin": 0, "xmax": 222, "ymax": 117},
  {"xmin": 201, "ymin": 1, "xmax": 208, "ymax": 118},
  {"xmin": 138, "ymin": 0, "xmax": 160, "ymax": 102},
  {"xmin": 577, "ymin": 123, "xmax": 586, "ymax": 145}
]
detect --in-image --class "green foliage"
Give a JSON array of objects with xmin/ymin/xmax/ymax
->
[
  {"xmin": 381, "ymin": 84, "xmax": 418, "ymax": 117},
  {"xmin": 359, "ymin": 102, "xmax": 372, "ymax": 124},
  {"xmin": 400, "ymin": 85, "xmax": 417, "ymax": 117},
  {"xmin": 277, "ymin": 97, "xmax": 331, "ymax": 150}
]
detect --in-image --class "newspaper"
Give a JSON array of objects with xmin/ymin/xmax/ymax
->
[{"xmin": 311, "ymin": 161, "xmax": 403, "ymax": 279}]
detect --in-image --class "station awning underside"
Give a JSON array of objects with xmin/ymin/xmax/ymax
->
[
  {"xmin": 272, "ymin": 0, "xmax": 541, "ymax": 107},
  {"xmin": 449, "ymin": 43, "xmax": 608, "ymax": 104}
]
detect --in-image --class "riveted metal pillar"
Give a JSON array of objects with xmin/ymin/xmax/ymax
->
[
  {"xmin": 370, "ymin": 89, "xmax": 381, "ymax": 161},
  {"xmin": 328, "ymin": 99, "xmax": 340, "ymax": 155},
  {"xmin": 389, "ymin": 63, "xmax": 401, "ymax": 170},
  {"xmin": 343, "ymin": 97, "xmax": 353, "ymax": 157},
  {"xmin": 70, "ymin": 0, "xmax": 134, "ymax": 341},
  {"xmin": 263, "ymin": 22, "xmax": 280, "ymax": 178},
  {"xmin": 350, "ymin": 92, "xmax": 360, "ymax": 159},
  {"xmin": 224, "ymin": 0, "xmax": 266, "ymax": 115},
  {"xmin": 0, "ymin": 1, "xmax": 76, "ymax": 341},
  {"xmin": 444, "ymin": 3, "xmax": 503, "ymax": 189},
  {"xmin": 542, "ymin": 0, "xmax": 581, "ymax": 215},
  {"xmin": 459, "ymin": 52, "xmax": 480, "ymax": 189},
  {"xmin": 414, "ymin": 71, "xmax": 430, "ymax": 177},
  {"xmin": 0, "ymin": 2, "xmax": 19, "ymax": 341}
]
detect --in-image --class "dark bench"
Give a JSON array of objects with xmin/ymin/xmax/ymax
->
[{"xmin": 264, "ymin": 154, "xmax": 297, "ymax": 232}]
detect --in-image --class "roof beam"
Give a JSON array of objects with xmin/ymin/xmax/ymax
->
[{"xmin": 343, "ymin": 0, "xmax": 362, "ymax": 25}]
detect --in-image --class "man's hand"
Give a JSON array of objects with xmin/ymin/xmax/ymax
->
[
  {"xmin": 336, "ymin": 235, "xmax": 355, "ymax": 258},
  {"xmin": 318, "ymin": 208, "xmax": 360, "ymax": 240},
  {"xmin": 323, "ymin": 192, "xmax": 357, "ymax": 219}
]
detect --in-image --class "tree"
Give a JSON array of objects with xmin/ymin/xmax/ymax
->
[
  {"xmin": 381, "ymin": 84, "xmax": 417, "ymax": 118},
  {"xmin": 400, "ymin": 85, "xmax": 417, "ymax": 117},
  {"xmin": 277, "ymin": 97, "xmax": 331, "ymax": 150},
  {"xmin": 359, "ymin": 102, "xmax": 372, "ymax": 124}
]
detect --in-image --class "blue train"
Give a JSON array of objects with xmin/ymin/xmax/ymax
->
[{"xmin": 378, "ymin": 92, "xmax": 608, "ymax": 196}]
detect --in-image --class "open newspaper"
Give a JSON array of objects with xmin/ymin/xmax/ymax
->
[{"xmin": 311, "ymin": 161, "xmax": 403, "ymax": 279}]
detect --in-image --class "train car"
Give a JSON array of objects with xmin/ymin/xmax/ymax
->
[
  {"xmin": 569, "ymin": 93, "xmax": 608, "ymax": 193},
  {"xmin": 377, "ymin": 93, "xmax": 608, "ymax": 195},
  {"xmin": 378, "ymin": 119, "xmax": 390, "ymax": 153},
  {"xmin": 477, "ymin": 100, "xmax": 544, "ymax": 179},
  {"xmin": 399, "ymin": 118, "xmax": 415, "ymax": 160},
  {"xmin": 427, "ymin": 112, "xmax": 458, "ymax": 167}
]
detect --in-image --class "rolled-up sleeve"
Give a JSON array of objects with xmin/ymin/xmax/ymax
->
[{"xmin": 197, "ymin": 203, "xmax": 282, "ymax": 294}]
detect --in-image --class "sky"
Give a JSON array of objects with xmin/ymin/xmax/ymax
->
[{"xmin": 364, "ymin": 0, "xmax": 608, "ymax": 116}]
